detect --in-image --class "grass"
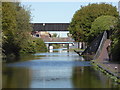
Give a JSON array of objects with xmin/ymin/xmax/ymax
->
[
  {"xmin": 93, "ymin": 60, "xmax": 118, "ymax": 73},
  {"xmin": 91, "ymin": 60, "xmax": 120, "ymax": 83}
]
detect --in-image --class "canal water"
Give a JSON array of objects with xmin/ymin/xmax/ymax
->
[{"xmin": 2, "ymin": 49, "xmax": 120, "ymax": 88}]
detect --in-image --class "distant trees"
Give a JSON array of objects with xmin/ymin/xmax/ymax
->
[
  {"xmin": 2, "ymin": 2, "xmax": 47, "ymax": 59},
  {"xmin": 68, "ymin": 3, "xmax": 119, "ymax": 43}
]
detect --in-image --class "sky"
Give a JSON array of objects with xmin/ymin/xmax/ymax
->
[
  {"xmin": 20, "ymin": 1, "xmax": 119, "ymax": 37},
  {"xmin": 21, "ymin": 1, "xmax": 119, "ymax": 23}
]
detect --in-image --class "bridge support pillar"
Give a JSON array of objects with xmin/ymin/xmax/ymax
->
[
  {"xmin": 77, "ymin": 42, "xmax": 82, "ymax": 49},
  {"xmin": 67, "ymin": 44, "xmax": 70, "ymax": 52},
  {"xmin": 46, "ymin": 43, "xmax": 50, "ymax": 50}
]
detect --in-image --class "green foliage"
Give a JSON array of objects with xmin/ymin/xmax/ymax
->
[
  {"xmin": 90, "ymin": 15, "xmax": 118, "ymax": 38},
  {"xmin": 2, "ymin": 2, "xmax": 20, "ymax": 56},
  {"xmin": 68, "ymin": 3, "xmax": 118, "ymax": 42},
  {"xmin": 2, "ymin": 2, "xmax": 47, "ymax": 59},
  {"xmin": 20, "ymin": 38, "xmax": 47, "ymax": 53},
  {"xmin": 52, "ymin": 44, "xmax": 60, "ymax": 49},
  {"xmin": 111, "ymin": 17, "xmax": 120, "ymax": 62},
  {"xmin": 111, "ymin": 40, "xmax": 120, "ymax": 62}
]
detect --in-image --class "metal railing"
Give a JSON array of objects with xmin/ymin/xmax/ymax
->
[
  {"xmin": 81, "ymin": 31, "xmax": 107, "ymax": 60},
  {"xmin": 93, "ymin": 31, "xmax": 107, "ymax": 59},
  {"xmin": 82, "ymin": 32, "xmax": 103, "ymax": 55}
]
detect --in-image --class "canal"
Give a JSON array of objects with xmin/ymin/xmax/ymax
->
[{"xmin": 2, "ymin": 49, "xmax": 120, "ymax": 88}]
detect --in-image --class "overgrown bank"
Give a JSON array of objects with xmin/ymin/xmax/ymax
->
[
  {"xmin": 2, "ymin": 2, "xmax": 47, "ymax": 60},
  {"xmin": 91, "ymin": 60, "xmax": 120, "ymax": 84}
]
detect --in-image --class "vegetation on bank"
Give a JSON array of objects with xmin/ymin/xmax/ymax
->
[
  {"xmin": 69, "ymin": 3, "xmax": 120, "ymax": 62},
  {"xmin": 2, "ymin": 2, "xmax": 47, "ymax": 60},
  {"xmin": 110, "ymin": 17, "xmax": 120, "ymax": 62},
  {"xmin": 91, "ymin": 61, "xmax": 120, "ymax": 84}
]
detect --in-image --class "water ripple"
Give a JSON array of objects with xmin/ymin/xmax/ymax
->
[{"xmin": 6, "ymin": 61, "xmax": 91, "ymax": 67}]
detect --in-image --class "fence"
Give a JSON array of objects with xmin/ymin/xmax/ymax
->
[
  {"xmin": 81, "ymin": 31, "xmax": 107, "ymax": 60},
  {"xmin": 93, "ymin": 31, "xmax": 107, "ymax": 59}
]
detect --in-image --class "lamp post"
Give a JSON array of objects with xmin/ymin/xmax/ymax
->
[
  {"xmin": 43, "ymin": 23, "xmax": 46, "ymax": 88},
  {"xmin": 43, "ymin": 23, "xmax": 49, "ymax": 50},
  {"xmin": 43, "ymin": 23, "xmax": 45, "ymax": 31}
]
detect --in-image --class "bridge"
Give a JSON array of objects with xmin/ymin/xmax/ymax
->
[
  {"xmin": 31, "ymin": 23, "xmax": 69, "ymax": 31},
  {"xmin": 31, "ymin": 23, "xmax": 78, "ymax": 49},
  {"xmin": 41, "ymin": 37, "xmax": 74, "ymax": 49}
]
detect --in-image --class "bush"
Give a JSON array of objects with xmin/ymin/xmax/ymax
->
[
  {"xmin": 110, "ymin": 17, "xmax": 120, "ymax": 62},
  {"xmin": 20, "ymin": 37, "xmax": 47, "ymax": 54}
]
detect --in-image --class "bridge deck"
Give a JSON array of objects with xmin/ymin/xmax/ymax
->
[
  {"xmin": 32, "ymin": 23, "xmax": 69, "ymax": 31},
  {"xmin": 41, "ymin": 37, "xmax": 74, "ymax": 44},
  {"xmin": 44, "ymin": 42, "xmax": 74, "ymax": 44}
]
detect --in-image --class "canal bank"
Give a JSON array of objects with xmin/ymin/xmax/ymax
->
[
  {"xmin": 91, "ymin": 60, "xmax": 120, "ymax": 84},
  {"xmin": 91, "ymin": 38, "xmax": 120, "ymax": 84}
]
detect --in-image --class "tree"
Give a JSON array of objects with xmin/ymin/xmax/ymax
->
[
  {"xmin": 110, "ymin": 17, "xmax": 120, "ymax": 62},
  {"xmin": 68, "ymin": 3, "xmax": 119, "ymax": 43},
  {"xmin": 15, "ymin": 3, "xmax": 33, "ymax": 53},
  {"xmin": 2, "ymin": 2, "xmax": 47, "ymax": 59},
  {"xmin": 90, "ymin": 15, "xmax": 118, "ymax": 39},
  {"xmin": 2, "ymin": 2, "xmax": 20, "ymax": 57}
]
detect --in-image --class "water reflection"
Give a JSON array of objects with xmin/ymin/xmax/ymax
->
[
  {"xmin": 3, "ymin": 67, "xmax": 30, "ymax": 88},
  {"xmin": 49, "ymin": 49, "xmax": 53, "ymax": 53},
  {"xmin": 2, "ymin": 49, "xmax": 120, "ymax": 88},
  {"xmin": 72, "ymin": 66, "xmax": 120, "ymax": 88},
  {"xmin": 29, "ymin": 67, "xmax": 73, "ymax": 88}
]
